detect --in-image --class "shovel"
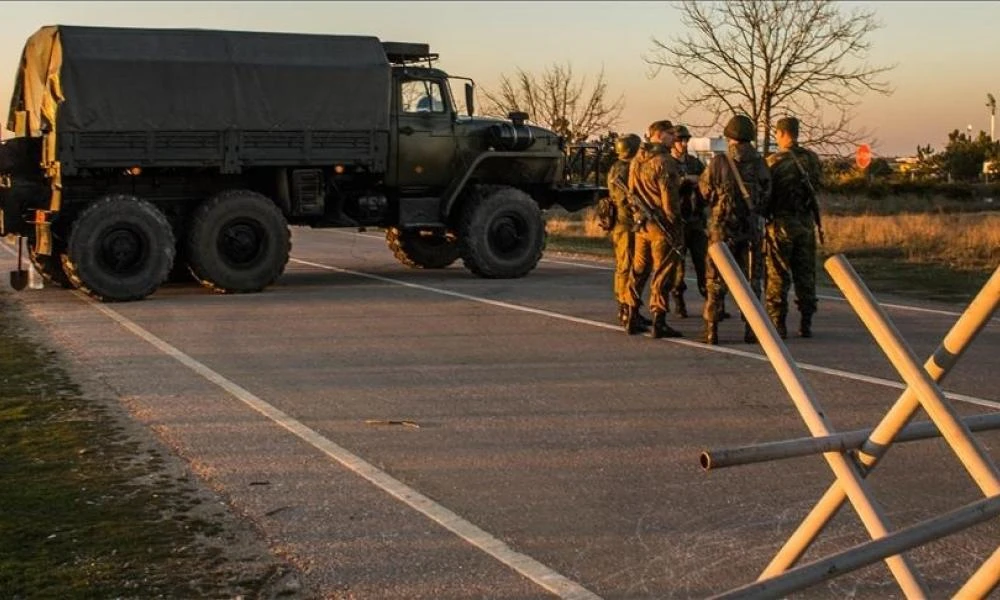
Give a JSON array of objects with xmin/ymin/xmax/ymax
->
[{"xmin": 9, "ymin": 236, "xmax": 28, "ymax": 290}]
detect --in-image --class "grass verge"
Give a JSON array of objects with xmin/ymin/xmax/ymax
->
[
  {"xmin": 545, "ymin": 208, "xmax": 997, "ymax": 304},
  {"xmin": 0, "ymin": 292, "xmax": 302, "ymax": 598}
]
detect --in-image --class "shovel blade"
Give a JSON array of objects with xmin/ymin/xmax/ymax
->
[{"xmin": 9, "ymin": 269, "xmax": 28, "ymax": 291}]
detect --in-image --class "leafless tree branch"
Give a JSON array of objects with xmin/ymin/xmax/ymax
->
[
  {"xmin": 644, "ymin": 0, "xmax": 894, "ymax": 155},
  {"xmin": 482, "ymin": 62, "xmax": 625, "ymax": 143}
]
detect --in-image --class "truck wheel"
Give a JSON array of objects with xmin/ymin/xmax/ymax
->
[
  {"xmin": 386, "ymin": 227, "xmax": 459, "ymax": 269},
  {"xmin": 186, "ymin": 190, "xmax": 290, "ymax": 293},
  {"xmin": 458, "ymin": 187, "xmax": 545, "ymax": 278},
  {"xmin": 28, "ymin": 240, "xmax": 73, "ymax": 289},
  {"xmin": 62, "ymin": 194, "xmax": 175, "ymax": 302}
]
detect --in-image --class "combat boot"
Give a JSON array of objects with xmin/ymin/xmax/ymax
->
[
  {"xmin": 799, "ymin": 314, "xmax": 813, "ymax": 338},
  {"xmin": 701, "ymin": 321, "xmax": 718, "ymax": 345},
  {"xmin": 648, "ymin": 311, "xmax": 683, "ymax": 339},
  {"xmin": 743, "ymin": 323, "xmax": 758, "ymax": 344},
  {"xmin": 673, "ymin": 292, "xmax": 688, "ymax": 318},
  {"xmin": 772, "ymin": 315, "xmax": 787, "ymax": 339},
  {"xmin": 624, "ymin": 305, "xmax": 644, "ymax": 335}
]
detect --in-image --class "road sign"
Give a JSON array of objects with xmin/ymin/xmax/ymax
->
[{"xmin": 856, "ymin": 144, "xmax": 872, "ymax": 170}]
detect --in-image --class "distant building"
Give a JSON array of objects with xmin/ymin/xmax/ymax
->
[{"xmin": 687, "ymin": 136, "xmax": 727, "ymax": 163}]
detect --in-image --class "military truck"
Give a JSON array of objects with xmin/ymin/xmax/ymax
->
[{"xmin": 0, "ymin": 26, "xmax": 601, "ymax": 301}]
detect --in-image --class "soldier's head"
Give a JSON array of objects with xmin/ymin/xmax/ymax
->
[
  {"xmin": 645, "ymin": 120, "xmax": 675, "ymax": 146},
  {"xmin": 775, "ymin": 116, "xmax": 800, "ymax": 150},
  {"xmin": 672, "ymin": 125, "xmax": 692, "ymax": 155},
  {"xmin": 723, "ymin": 114, "xmax": 755, "ymax": 143},
  {"xmin": 614, "ymin": 133, "xmax": 642, "ymax": 160}
]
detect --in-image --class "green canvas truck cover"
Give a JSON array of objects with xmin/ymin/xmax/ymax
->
[{"xmin": 7, "ymin": 25, "xmax": 392, "ymax": 135}]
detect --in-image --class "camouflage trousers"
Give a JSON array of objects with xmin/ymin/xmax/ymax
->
[
  {"xmin": 611, "ymin": 225, "xmax": 636, "ymax": 305},
  {"xmin": 672, "ymin": 220, "xmax": 708, "ymax": 298},
  {"xmin": 703, "ymin": 231, "xmax": 761, "ymax": 323},
  {"xmin": 765, "ymin": 216, "xmax": 818, "ymax": 322},
  {"xmin": 628, "ymin": 226, "xmax": 682, "ymax": 314}
]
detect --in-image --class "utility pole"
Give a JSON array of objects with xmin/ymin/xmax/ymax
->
[{"xmin": 988, "ymin": 93, "xmax": 996, "ymax": 141}]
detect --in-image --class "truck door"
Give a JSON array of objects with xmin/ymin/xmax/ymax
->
[{"xmin": 395, "ymin": 78, "xmax": 456, "ymax": 194}]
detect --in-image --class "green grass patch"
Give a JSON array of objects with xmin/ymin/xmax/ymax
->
[
  {"xmin": 546, "ymin": 233, "xmax": 614, "ymax": 258},
  {"xmin": 816, "ymin": 253, "xmax": 992, "ymax": 304},
  {"xmin": 0, "ymin": 294, "xmax": 292, "ymax": 598}
]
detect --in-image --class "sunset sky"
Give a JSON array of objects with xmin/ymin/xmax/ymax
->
[{"xmin": 1, "ymin": 1, "xmax": 996, "ymax": 157}]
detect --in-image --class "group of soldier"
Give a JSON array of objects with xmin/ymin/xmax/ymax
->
[{"xmin": 605, "ymin": 114, "xmax": 823, "ymax": 345}]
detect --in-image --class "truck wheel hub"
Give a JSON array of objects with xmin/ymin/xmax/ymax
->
[
  {"xmin": 100, "ymin": 227, "xmax": 147, "ymax": 275},
  {"xmin": 219, "ymin": 220, "xmax": 264, "ymax": 266},
  {"xmin": 489, "ymin": 215, "xmax": 525, "ymax": 257}
]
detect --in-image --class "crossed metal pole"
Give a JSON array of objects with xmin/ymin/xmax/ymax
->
[{"xmin": 703, "ymin": 242, "xmax": 1000, "ymax": 599}]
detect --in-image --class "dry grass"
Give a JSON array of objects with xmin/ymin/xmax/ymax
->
[
  {"xmin": 823, "ymin": 212, "xmax": 1000, "ymax": 271},
  {"xmin": 545, "ymin": 209, "xmax": 1000, "ymax": 273}
]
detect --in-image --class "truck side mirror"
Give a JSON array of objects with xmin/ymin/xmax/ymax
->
[{"xmin": 464, "ymin": 82, "xmax": 474, "ymax": 117}]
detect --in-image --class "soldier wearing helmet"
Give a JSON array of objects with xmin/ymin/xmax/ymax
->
[
  {"xmin": 606, "ymin": 133, "xmax": 651, "ymax": 328},
  {"xmin": 698, "ymin": 114, "xmax": 771, "ymax": 345},
  {"xmin": 668, "ymin": 124, "xmax": 708, "ymax": 318}
]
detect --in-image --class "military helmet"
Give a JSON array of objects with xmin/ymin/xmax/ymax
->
[
  {"xmin": 723, "ymin": 114, "xmax": 755, "ymax": 142},
  {"xmin": 614, "ymin": 133, "xmax": 642, "ymax": 160},
  {"xmin": 674, "ymin": 125, "xmax": 692, "ymax": 139}
]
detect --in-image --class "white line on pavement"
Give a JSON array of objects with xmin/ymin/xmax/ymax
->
[
  {"xmin": 324, "ymin": 229, "xmax": 992, "ymax": 321},
  {"xmin": 81, "ymin": 294, "xmax": 603, "ymax": 600},
  {"xmin": 291, "ymin": 257, "xmax": 1000, "ymax": 411}
]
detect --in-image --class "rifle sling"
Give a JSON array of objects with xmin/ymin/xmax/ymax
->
[{"xmin": 723, "ymin": 150, "xmax": 753, "ymax": 214}]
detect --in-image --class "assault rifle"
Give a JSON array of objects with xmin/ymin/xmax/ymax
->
[
  {"xmin": 609, "ymin": 177, "xmax": 684, "ymax": 259},
  {"xmin": 787, "ymin": 150, "xmax": 825, "ymax": 245}
]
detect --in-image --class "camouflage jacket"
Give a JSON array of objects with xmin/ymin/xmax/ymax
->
[
  {"xmin": 672, "ymin": 152, "xmax": 707, "ymax": 223},
  {"xmin": 765, "ymin": 144, "xmax": 822, "ymax": 222},
  {"xmin": 699, "ymin": 142, "xmax": 771, "ymax": 240},
  {"xmin": 628, "ymin": 142, "xmax": 681, "ymax": 232},
  {"xmin": 606, "ymin": 159, "xmax": 635, "ymax": 230}
]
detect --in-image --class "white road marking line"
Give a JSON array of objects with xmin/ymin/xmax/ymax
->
[
  {"xmin": 0, "ymin": 238, "xmax": 600, "ymax": 597},
  {"xmin": 291, "ymin": 257, "xmax": 1000, "ymax": 411},
  {"xmin": 79, "ymin": 295, "xmax": 602, "ymax": 600}
]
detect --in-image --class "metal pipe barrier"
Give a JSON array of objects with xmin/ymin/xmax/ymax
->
[
  {"xmin": 760, "ymin": 264, "xmax": 1000, "ymax": 579},
  {"xmin": 701, "ymin": 412, "xmax": 1000, "ymax": 471},
  {"xmin": 706, "ymin": 245, "xmax": 1000, "ymax": 598},
  {"xmin": 706, "ymin": 242, "xmax": 928, "ymax": 597},
  {"xmin": 711, "ymin": 494, "xmax": 1000, "ymax": 600}
]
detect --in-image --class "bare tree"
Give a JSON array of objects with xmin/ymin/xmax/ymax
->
[
  {"xmin": 646, "ymin": 0, "xmax": 894, "ymax": 155},
  {"xmin": 482, "ymin": 63, "xmax": 625, "ymax": 143}
]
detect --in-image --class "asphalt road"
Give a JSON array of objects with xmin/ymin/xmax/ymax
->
[{"xmin": 2, "ymin": 228, "xmax": 998, "ymax": 599}]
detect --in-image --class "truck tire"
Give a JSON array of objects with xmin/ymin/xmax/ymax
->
[
  {"xmin": 28, "ymin": 240, "xmax": 73, "ymax": 289},
  {"xmin": 386, "ymin": 227, "xmax": 459, "ymax": 269},
  {"xmin": 62, "ymin": 194, "xmax": 175, "ymax": 302},
  {"xmin": 458, "ymin": 186, "xmax": 545, "ymax": 278},
  {"xmin": 165, "ymin": 241, "xmax": 197, "ymax": 284},
  {"xmin": 186, "ymin": 190, "xmax": 290, "ymax": 293}
]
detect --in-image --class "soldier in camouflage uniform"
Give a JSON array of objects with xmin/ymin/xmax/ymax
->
[
  {"xmin": 764, "ymin": 116, "xmax": 823, "ymax": 338},
  {"xmin": 698, "ymin": 114, "xmax": 771, "ymax": 345},
  {"xmin": 624, "ymin": 120, "xmax": 684, "ymax": 338},
  {"xmin": 606, "ymin": 133, "xmax": 648, "ymax": 328},
  {"xmin": 669, "ymin": 125, "xmax": 708, "ymax": 318}
]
